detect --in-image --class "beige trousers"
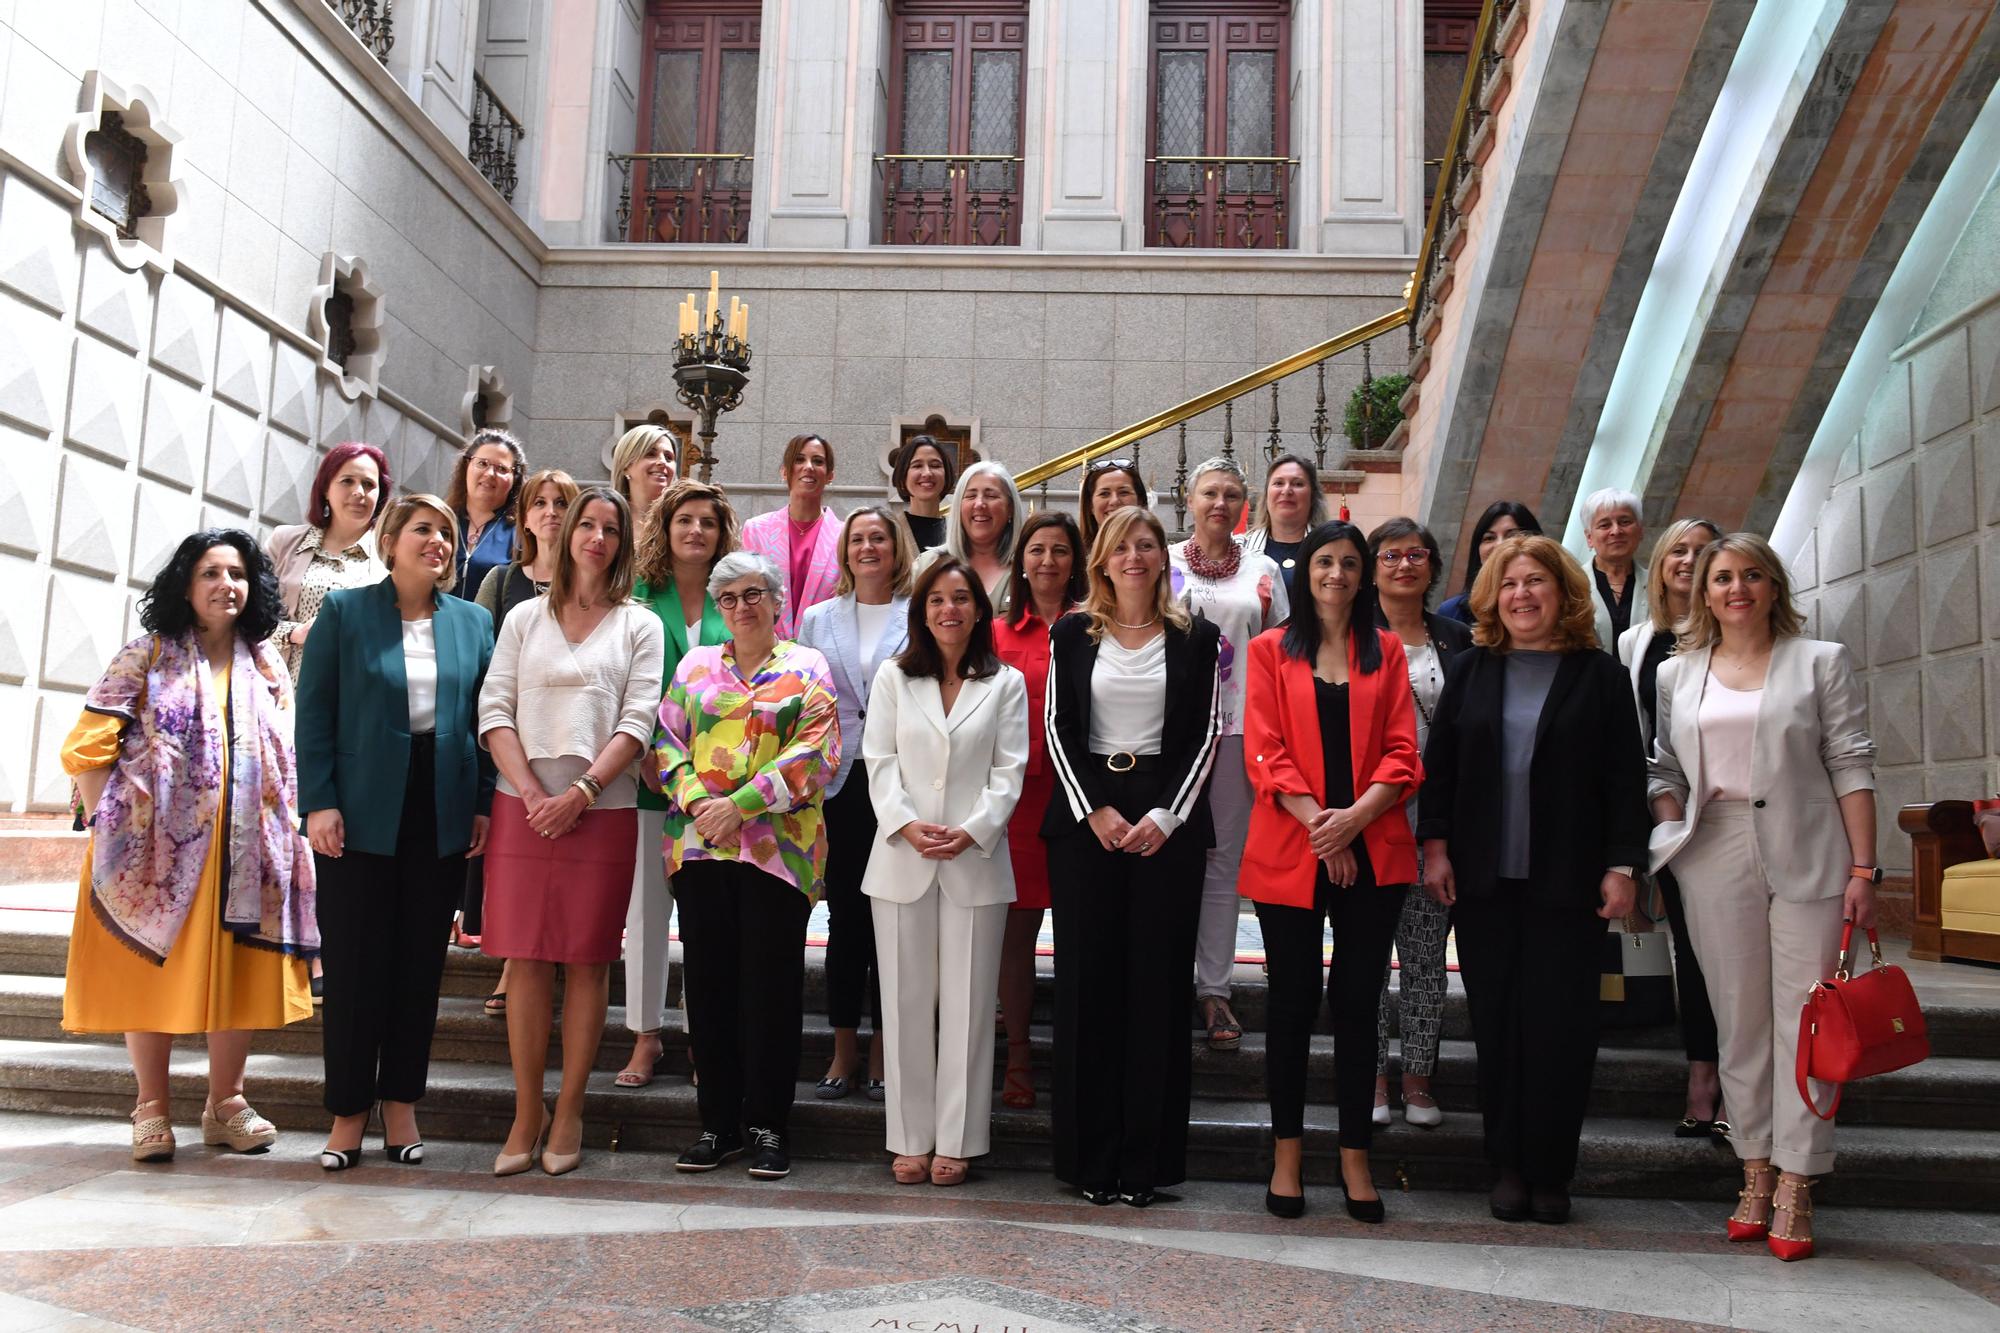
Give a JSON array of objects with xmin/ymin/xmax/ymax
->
[{"xmin": 1671, "ymin": 801, "xmax": 1845, "ymax": 1175}]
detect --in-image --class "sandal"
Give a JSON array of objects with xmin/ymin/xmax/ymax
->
[
  {"xmin": 1001, "ymin": 1038, "xmax": 1035, "ymax": 1110},
  {"xmin": 201, "ymin": 1098, "xmax": 277, "ymax": 1153},
  {"xmin": 483, "ymin": 991, "xmax": 507, "ymax": 1018},
  {"xmin": 615, "ymin": 1032, "xmax": 664, "ymax": 1089},
  {"xmin": 930, "ymin": 1155, "xmax": 969, "ymax": 1187},
  {"xmin": 1202, "ymin": 998, "xmax": 1242, "ymax": 1052},
  {"xmin": 892, "ymin": 1153, "xmax": 932, "ymax": 1185},
  {"xmin": 1727, "ymin": 1163, "xmax": 1776, "ymax": 1242},
  {"xmin": 131, "ymin": 1099, "xmax": 174, "ymax": 1163}
]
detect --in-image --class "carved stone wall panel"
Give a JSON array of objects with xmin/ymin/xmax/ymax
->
[
  {"xmin": 0, "ymin": 688, "xmax": 30, "ymax": 804},
  {"xmin": 128, "ymin": 479, "xmax": 203, "ymax": 590},
  {"xmin": 39, "ymin": 569, "xmax": 127, "ymax": 692},
  {"xmin": 149, "ymin": 272, "xmax": 217, "ymax": 387},
  {"xmin": 64, "ymin": 335, "xmax": 143, "ymax": 464},
  {"xmin": 0, "ymin": 175, "xmax": 79, "ymax": 317},
  {"xmin": 53, "ymin": 451, "xmax": 132, "ymax": 579},
  {"xmin": 269, "ymin": 342, "xmax": 318, "ymax": 440},
  {"xmin": 204, "ymin": 402, "xmax": 260, "ymax": 514},
  {"xmin": 0, "ymin": 421, "xmax": 59, "ymax": 560},
  {"xmin": 139, "ymin": 371, "xmax": 207, "ymax": 491},
  {"xmin": 213, "ymin": 308, "xmax": 272, "ymax": 415},
  {"xmin": 260, "ymin": 428, "xmax": 315, "ymax": 528},
  {"xmin": 0, "ymin": 557, "xmax": 47, "ymax": 686},
  {"xmin": 318, "ymin": 377, "xmax": 366, "ymax": 449},
  {"xmin": 0, "ymin": 295, "xmax": 72, "ymax": 434},
  {"xmin": 75, "ymin": 244, "xmax": 149, "ymax": 353}
]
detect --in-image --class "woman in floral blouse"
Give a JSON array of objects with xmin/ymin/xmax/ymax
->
[
  {"xmin": 652, "ymin": 551, "xmax": 840, "ymax": 1182},
  {"xmin": 266, "ymin": 441, "xmax": 389, "ymax": 682}
]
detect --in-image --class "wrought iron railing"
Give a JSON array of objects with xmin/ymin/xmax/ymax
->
[
  {"xmin": 1009, "ymin": 0, "xmax": 1519, "ymax": 521},
  {"xmin": 336, "ymin": 0, "xmax": 394, "ymax": 63},
  {"xmin": 469, "ymin": 73, "xmax": 525, "ymax": 204},
  {"xmin": 1146, "ymin": 155, "xmax": 1298, "ymax": 249},
  {"xmin": 610, "ymin": 153, "xmax": 753, "ymax": 245},
  {"xmin": 873, "ymin": 154, "xmax": 1023, "ymax": 247}
]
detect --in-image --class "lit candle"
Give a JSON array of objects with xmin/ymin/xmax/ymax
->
[
  {"xmin": 707, "ymin": 270, "xmax": 720, "ymax": 327},
  {"xmin": 728, "ymin": 296, "xmax": 740, "ymax": 336},
  {"xmin": 738, "ymin": 302, "xmax": 749, "ymax": 342},
  {"xmin": 678, "ymin": 299, "xmax": 690, "ymax": 338}
]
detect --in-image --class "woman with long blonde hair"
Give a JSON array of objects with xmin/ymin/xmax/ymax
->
[{"xmin": 1041, "ymin": 506, "xmax": 1220, "ymax": 1207}]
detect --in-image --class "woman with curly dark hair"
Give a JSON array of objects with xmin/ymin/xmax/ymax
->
[{"xmin": 61, "ymin": 529, "xmax": 318, "ymax": 1163}]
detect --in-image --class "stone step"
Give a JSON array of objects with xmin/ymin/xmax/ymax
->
[
  {"xmin": 6, "ymin": 971, "xmax": 1996, "ymax": 1132},
  {"xmin": 0, "ymin": 832, "xmax": 87, "ymax": 886},
  {"xmin": 0, "ymin": 1037, "xmax": 1991, "ymax": 1210}
]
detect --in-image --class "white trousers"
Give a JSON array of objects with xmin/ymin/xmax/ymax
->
[
  {"xmin": 624, "ymin": 808, "xmax": 676, "ymax": 1033},
  {"xmin": 873, "ymin": 888, "xmax": 1007, "ymax": 1158},
  {"xmin": 1672, "ymin": 801, "xmax": 1845, "ymax": 1175},
  {"xmin": 1195, "ymin": 735, "xmax": 1251, "ymax": 1000}
]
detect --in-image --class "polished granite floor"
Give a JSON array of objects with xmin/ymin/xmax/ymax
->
[{"xmin": 0, "ymin": 1111, "xmax": 1996, "ymax": 1332}]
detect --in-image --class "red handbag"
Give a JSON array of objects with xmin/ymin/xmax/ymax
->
[{"xmin": 1795, "ymin": 924, "xmax": 1929, "ymax": 1120}]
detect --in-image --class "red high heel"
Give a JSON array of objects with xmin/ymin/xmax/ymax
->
[
  {"xmin": 1726, "ymin": 1164, "xmax": 1775, "ymax": 1242},
  {"xmin": 1767, "ymin": 1175, "xmax": 1815, "ymax": 1261}
]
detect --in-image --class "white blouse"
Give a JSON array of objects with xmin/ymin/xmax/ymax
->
[
  {"xmin": 1087, "ymin": 630, "xmax": 1181, "ymax": 836},
  {"xmin": 402, "ymin": 619, "xmax": 438, "ymax": 733},
  {"xmin": 478, "ymin": 600, "xmax": 666, "ymax": 808},
  {"xmin": 1699, "ymin": 675, "xmax": 1760, "ymax": 803}
]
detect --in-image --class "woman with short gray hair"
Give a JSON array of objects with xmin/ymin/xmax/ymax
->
[
  {"xmin": 1582, "ymin": 487, "xmax": 1647, "ymax": 649},
  {"xmin": 1170, "ymin": 456, "xmax": 1288, "ymax": 1051},
  {"xmin": 653, "ymin": 546, "xmax": 840, "ymax": 1181}
]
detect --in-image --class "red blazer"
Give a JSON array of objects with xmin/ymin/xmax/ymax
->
[{"xmin": 1238, "ymin": 627, "xmax": 1421, "ymax": 906}]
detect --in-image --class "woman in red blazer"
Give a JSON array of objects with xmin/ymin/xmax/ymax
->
[{"xmin": 1241, "ymin": 520, "xmax": 1420, "ymax": 1223}]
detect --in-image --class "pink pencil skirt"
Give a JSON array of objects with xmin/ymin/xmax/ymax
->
[{"xmin": 481, "ymin": 793, "xmax": 637, "ymax": 965}]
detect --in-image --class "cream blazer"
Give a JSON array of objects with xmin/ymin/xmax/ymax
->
[
  {"xmin": 860, "ymin": 660, "xmax": 1029, "ymax": 907},
  {"xmin": 1646, "ymin": 636, "xmax": 1876, "ymax": 899}
]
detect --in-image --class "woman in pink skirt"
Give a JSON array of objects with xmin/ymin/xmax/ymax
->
[{"xmin": 478, "ymin": 486, "xmax": 664, "ymax": 1177}]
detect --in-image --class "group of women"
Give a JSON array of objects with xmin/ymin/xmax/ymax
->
[{"xmin": 57, "ymin": 427, "xmax": 1878, "ymax": 1260}]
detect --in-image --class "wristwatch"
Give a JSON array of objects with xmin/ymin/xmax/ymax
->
[{"xmin": 1849, "ymin": 864, "xmax": 1883, "ymax": 884}]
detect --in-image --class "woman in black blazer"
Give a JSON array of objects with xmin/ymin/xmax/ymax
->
[
  {"xmin": 296, "ymin": 494, "xmax": 497, "ymax": 1169},
  {"xmin": 1367, "ymin": 517, "xmax": 1473, "ymax": 1131},
  {"xmin": 1417, "ymin": 534, "xmax": 1648, "ymax": 1225},
  {"xmin": 1043, "ymin": 506, "xmax": 1222, "ymax": 1207}
]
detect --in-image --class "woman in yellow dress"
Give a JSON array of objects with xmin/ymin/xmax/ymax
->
[{"xmin": 63, "ymin": 529, "xmax": 317, "ymax": 1162}]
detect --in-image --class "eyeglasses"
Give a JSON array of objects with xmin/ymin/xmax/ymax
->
[
  {"xmin": 468, "ymin": 459, "xmax": 517, "ymax": 478},
  {"xmin": 715, "ymin": 588, "xmax": 769, "ymax": 611},
  {"xmin": 1377, "ymin": 549, "xmax": 1431, "ymax": 567}
]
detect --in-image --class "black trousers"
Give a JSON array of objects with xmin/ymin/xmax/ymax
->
[
  {"xmin": 1256, "ymin": 872, "xmax": 1405, "ymax": 1147},
  {"xmin": 821, "ymin": 778, "xmax": 881, "ymax": 1032},
  {"xmin": 1048, "ymin": 770, "xmax": 1203, "ymax": 1193},
  {"xmin": 315, "ymin": 735, "xmax": 463, "ymax": 1117},
  {"xmin": 459, "ymin": 857, "xmax": 485, "ymax": 935},
  {"xmin": 1451, "ymin": 878, "xmax": 1606, "ymax": 1185},
  {"xmin": 675, "ymin": 859, "xmax": 813, "ymax": 1137},
  {"xmin": 1656, "ymin": 867, "xmax": 1720, "ymax": 1064}
]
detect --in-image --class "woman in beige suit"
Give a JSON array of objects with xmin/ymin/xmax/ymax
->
[
  {"xmin": 862, "ymin": 556, "xmax": 1029, "ymax": 1187},
  {"xmin": 1647, "ymin": 533, "xmax": 1877, "ymax": 1263}
]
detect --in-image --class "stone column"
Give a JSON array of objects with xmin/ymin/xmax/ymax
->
[
  {"xmin": 1038, "ymin": 0, "xmax": 1130, "ymax": 251},
  {"xmin": 754, "ymin": 0, "xmax": 864, "ymax": 248},
  {"xmin": 1297, "ymin": 0, "xmax": 1421, "ymax": 256}
]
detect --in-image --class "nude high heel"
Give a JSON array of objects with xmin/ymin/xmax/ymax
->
[{"xmin": 493, "ymin": 1105, "xmax": 551, "ymax": 1177}]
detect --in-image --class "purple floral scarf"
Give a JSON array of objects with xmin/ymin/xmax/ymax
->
[{"xmin": 81, "ymin": 631, "xmax": 318, "ymax": 963}]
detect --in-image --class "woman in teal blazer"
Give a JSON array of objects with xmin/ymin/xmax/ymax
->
[
  {"xmin": 617, "ymin": 479, "xmax": 737, "ymax": 1089},
  {"xmin": 295, "ymin": 495, "xmax": 496, "ymax": 1169}
]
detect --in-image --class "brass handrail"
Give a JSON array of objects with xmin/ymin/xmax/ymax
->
[
  {"xmin": 1011, "ymin": 0, "xmax": 1507, "ymax": 495},
  {"xmin": 874, "ymin": 153, "xmax": 1022, "ymax": 162},
  {"xmin": 1145, "ymin": 155, "xmax": 1299, "ymax": 164},
  {"xmin": 613, "ymin": 152, "xmax": 753, "ymax": 160}
]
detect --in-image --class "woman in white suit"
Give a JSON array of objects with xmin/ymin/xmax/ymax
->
[
  {"xmin": 1648, "ymin": 533, "xmax": 1878, "ymax": 1264},
  {"xmin": 797, "ymin": 507, "xmax": 916, "ymax": 1102},
  {"xmin": 862, "ymin": 556, "xmax": 1029, "ymax": 1187}
]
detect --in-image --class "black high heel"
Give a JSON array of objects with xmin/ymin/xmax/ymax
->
[
  {"xmin": 383, "ymin": 1141, "xmax": 425, "ymax": 1164},
  {"xmin": 1079, "ymin": 1186, "xmax": 1118, "ymax": 1206},
  {"xmin": 319, "ymin": 1147, "xmax": 360, "ymax": 1172},
  {"xmin": 1340, "ymin": 1175, "xmax": 1385, "ymax": 1224},
  {"xmin": 1265, "ymin": 1188, "xmax": 1305, "ymax": 1220}
]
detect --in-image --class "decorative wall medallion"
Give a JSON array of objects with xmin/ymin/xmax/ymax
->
[
  {"xmin": 308, "ymin": 252, "xmax": 387, "ymax": 401},
  {"xmin": 62, "ymin": 72, "xmax": 185, "ymax": 274}
]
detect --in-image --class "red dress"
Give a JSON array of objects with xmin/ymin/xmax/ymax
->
[{"xmin": 993, "ymin": 610, "xmax": 1060, "ymax": 912}]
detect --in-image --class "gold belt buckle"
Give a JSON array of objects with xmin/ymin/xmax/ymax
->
[{"xmin": 1106, "ymin": 751, "xmax": 1137, "ymax": 773}]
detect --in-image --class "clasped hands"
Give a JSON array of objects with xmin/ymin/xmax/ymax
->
[
  {"xmin": 1084, "ymin": 807, "xmax": 1167, "ymax": 857},
  {"xmin": 521, "ymin": 782, "xmax": 590, "ymax": 841},
  {"xmin": 1298, "ymin": 803, "xmax": 1365, "ymax": 887},
  {"xmin": 899, "ymin": 821, "xmax": 975, "ymax": 860}
]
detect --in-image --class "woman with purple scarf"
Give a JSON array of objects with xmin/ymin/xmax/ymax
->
[{"xmin": 61, "ymin": 529, "xmax": 318, "ymax": 1163}]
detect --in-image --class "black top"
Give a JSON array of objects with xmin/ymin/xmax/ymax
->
[
  {"xmin": 905, "ymin": 512, "xmax": 948, "ymax": 551},
  {"xmin": 1593, "ymin": 564, "xmax": 1638, "ymax": 641},
  {"xmin": 1314, "ymin": 675, "xmax": 1375, "ymax": 891},
  {"xmin": 1263, "ymin": 537, "xmax": 1302, "ymax": 574},
  {"xmin": 1416, "ymin": 646, "xmax": 1649, "ymax": 909},
  {"xmin": 1637, "ymin": 628, "xmax": 1675, "ymax": 746}
]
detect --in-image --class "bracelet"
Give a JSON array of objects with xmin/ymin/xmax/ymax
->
[{"xmin": 571, "ymin": 774, "xmax": 603, "ymax": 807}]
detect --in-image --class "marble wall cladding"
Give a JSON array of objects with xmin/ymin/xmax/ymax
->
[{"xmin": 1798, "ymin": 292, "xmax": 2000, "ymax": 867}]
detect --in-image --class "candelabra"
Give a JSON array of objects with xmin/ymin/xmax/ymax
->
[{"xmin": 671, "ymin": 271, "xmax": 753, "ymax": 482}]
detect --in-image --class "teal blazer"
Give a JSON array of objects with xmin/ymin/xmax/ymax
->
[
  {"xmin": 295, "ymin": 578, "xmax": 496, "ymax": 858},
  {"xmin": 634, "ymin": 575, "xmax": 727, "ymax": 813}
]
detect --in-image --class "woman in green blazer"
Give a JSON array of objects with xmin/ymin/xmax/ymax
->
[
  {"xmin": 296, "ymin": 494, "xmax": 497, "ymax": 1168},
  {"xmin": 617, "ymin": 479, "xmax": 738, "ymax": 1089}
]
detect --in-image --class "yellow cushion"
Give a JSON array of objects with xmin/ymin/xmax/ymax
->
[{"xmin": 1941, "ymin": 859, "xmax": 2000, "ymax": 934}]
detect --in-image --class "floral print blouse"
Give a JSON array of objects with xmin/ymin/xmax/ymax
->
[
  {"xmin": 265, "ymin": 524, "xmax": 382, "ymax": 682},
  {"xmin": 652, "ymin": 639, "xmax": 841, "ymax": 899}
]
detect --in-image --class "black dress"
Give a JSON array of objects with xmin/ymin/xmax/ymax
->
[
  {"xmin": 1637, "ymin": 627, "xmax": 1719, "ymax": 1066},
  {"xmin": 904, "ymin": 512, "xmax": 948, "ymax": 551}
]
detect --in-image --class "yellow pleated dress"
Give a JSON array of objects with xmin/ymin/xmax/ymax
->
[{"xmin": 60, "ymin": 664, "xmax": 313, "ymax": 1034}]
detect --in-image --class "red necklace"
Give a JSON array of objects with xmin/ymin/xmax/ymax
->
[{"xmin": 1182, "ymin": 537, "xmax": 1241, "ymax": 581}]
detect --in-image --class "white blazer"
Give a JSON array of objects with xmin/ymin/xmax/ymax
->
[
  {"xmin": 860, "ymin": 660, "xmax": 1030, "ymax": 907},
  {"xmin": 1646, "ymin": 636, "xmax": 1877, "ymax": 900},
  {"xmin": 1616, "ymin": 621, "xmax": 1660, "ymax": 745}
]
